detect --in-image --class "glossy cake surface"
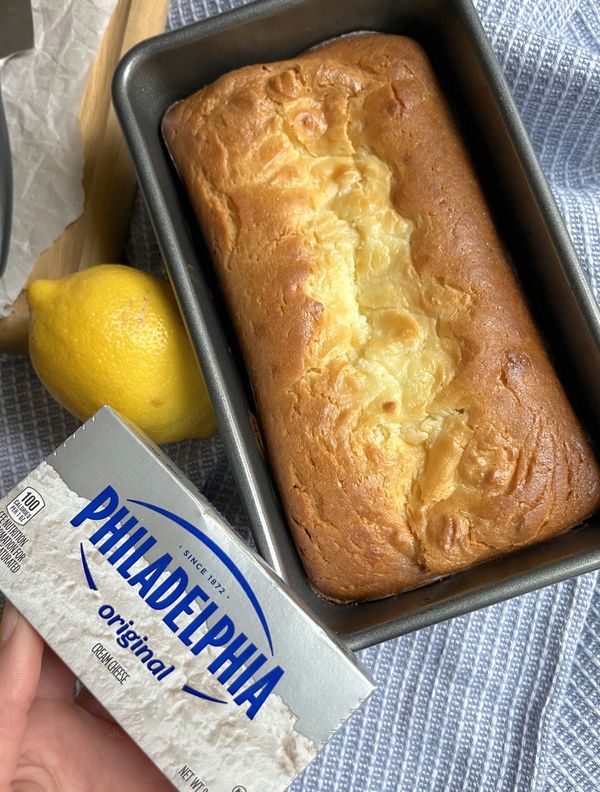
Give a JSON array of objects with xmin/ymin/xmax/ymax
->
[{"xmin": 164, "ymin": 34, "xmax": 600, "ymax": 600}]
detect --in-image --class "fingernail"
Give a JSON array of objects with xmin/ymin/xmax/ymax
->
[{"xmin": 0, "ymin": 603, "xmax": 18, "ymax": 648}]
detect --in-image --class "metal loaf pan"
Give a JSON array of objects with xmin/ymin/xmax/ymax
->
[{"xmin": 113, "ymin": 0, "xmax": 600, "ymax": 650}]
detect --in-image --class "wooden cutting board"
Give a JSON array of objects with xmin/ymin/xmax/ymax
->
[{"xmin": 0, "ymin": 0, "xmax": 169, "ymax": 354}]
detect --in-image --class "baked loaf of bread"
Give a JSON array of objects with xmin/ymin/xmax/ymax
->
[{"xmin": 163, "ymin": 34, "xmax": 600, "ymax": 601}]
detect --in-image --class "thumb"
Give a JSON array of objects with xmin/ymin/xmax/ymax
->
[{"xmin": 0, "ymin": 602, "xmax": 44, "ymax": 790}]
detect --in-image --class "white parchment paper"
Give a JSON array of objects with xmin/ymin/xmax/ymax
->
[{"xmin": 0, "ymin": 0, "xmax": 119, "ymax": 316}]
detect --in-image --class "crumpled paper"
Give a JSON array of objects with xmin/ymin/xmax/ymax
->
[{"xmin": 0, "ymin": 0, "xmax": 118, "ymax": 316}]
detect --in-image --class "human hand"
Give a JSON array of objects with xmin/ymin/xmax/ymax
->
[{"xmin": 0, "ymin": 601, "xmax": 174, "ymax": 792}]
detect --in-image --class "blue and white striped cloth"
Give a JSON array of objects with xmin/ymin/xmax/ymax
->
[{"xmin": 1, "ymin": 0, "xmax": 599, "ymax": 788}]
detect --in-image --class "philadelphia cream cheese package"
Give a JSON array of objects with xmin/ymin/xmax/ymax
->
[{"xmin": 0, "ymin": 407, "xmax": 375, "ymax": 792}]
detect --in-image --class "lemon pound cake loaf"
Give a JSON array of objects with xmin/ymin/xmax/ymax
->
[{"xmin": 163, "ymin": 33, "xmax": 600, "ymax": 601}]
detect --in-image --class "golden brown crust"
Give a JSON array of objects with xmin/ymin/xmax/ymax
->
[{"xmin": 163, "ymin": 34, "xmax": 600, "ymax": 601}]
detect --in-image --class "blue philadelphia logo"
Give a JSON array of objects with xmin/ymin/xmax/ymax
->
[{"xmin": 70, "ymin": 486, "xmax": 283, "ymax": 720}]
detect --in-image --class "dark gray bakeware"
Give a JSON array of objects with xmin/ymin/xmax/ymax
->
[{"xmin": 113, "ymin": 0, "xmax": 600, "ymax": 651}]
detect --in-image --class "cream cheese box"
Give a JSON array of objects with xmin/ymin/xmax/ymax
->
[{"xmin": 0, "ymin": 407, "xmax": 375, "ymax": 792}]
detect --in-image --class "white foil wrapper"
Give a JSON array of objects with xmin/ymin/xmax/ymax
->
[
  {"xmin": 0, "ymin": 0, "xmax": 118, "ymax": 316},
  {"xmin": 0, "ymin": 407, "xmax": 374, "ymax": 792}
]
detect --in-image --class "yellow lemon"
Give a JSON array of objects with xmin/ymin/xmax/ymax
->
[{"xmin": 27, "ymin": 265, "xmax": 216, "ymax": 444}]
